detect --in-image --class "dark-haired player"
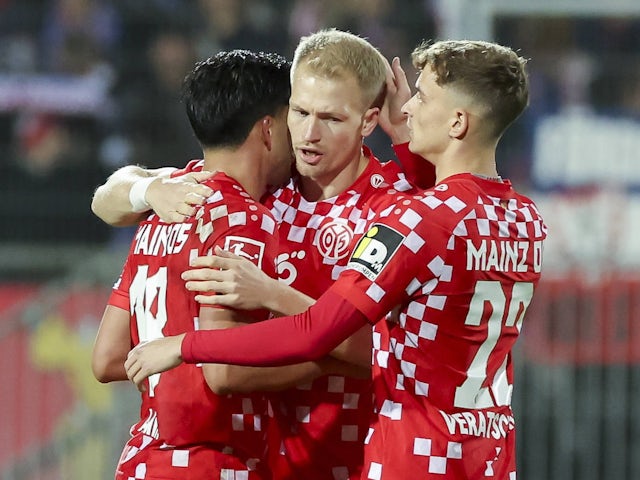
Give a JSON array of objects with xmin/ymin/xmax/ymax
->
[{"xmin": 92, "ymin": 50, "xmax": 293, "ymax": 479}]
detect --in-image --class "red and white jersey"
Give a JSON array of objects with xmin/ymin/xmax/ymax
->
[
  {"xmin": 110, "ymin": 163, "xmax": 278, "ymax": 479},
  {"xmin": 263, "ymin": 147, "xmax": 415, "ymax": 480},
  {"xmin": 332, "ymin": 174, "xmax": 547, "ymax": 479}
]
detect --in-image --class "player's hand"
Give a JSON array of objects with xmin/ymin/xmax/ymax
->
[
  {"xmin": 124, "ymin": 335, "xmax": 185, "ymax": 392},
  {"xmin": 378, "ymin": 56, "xmax": 412, "ymax": 145},
  {"xmin": 182, "ymin": 246, "xmax": 276, "ymax": 310},
  {"xmin": 146, "ymin": 171, "xmax": 215, "ymax": 223}
]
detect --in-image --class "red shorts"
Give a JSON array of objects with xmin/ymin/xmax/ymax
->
[
  {"xmin": 363, "ymin": 408, "xmax": 517, "ymax": 479},
  {"xmin": 115, "ymin": 433, "xmax": 269, "ymax": 480}
]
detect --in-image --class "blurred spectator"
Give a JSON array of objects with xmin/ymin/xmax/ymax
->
[
  {"xmin": 193, "ymin": 0, "xmax": 290, "ymax": 57},
  {"xmin": 288, "ymin": 0, "xmax": 435, "ymax": 59},
  {"xmin": 0, "ymin": 112, "xmax": 109, "ymax": 243},
  {"xmin": 40, "ymin": 0, "xmax": 121, "ymax": 72},
  {"xmin": 555, "ymin": 51, "xmax": 595, "ymax": 113},
  {"xmin": 15, "ymin": 113, "xmax": 76, "ymax": 176},
  {"xmin": 0, "ymin": 0, "xmax": 44, "ymax": 73},
  {"xmin": 0, "ymin": 1, "xmax": 119, "ymax": 245},
  {"xmin": 288, "ymin": 0, "xmax": 339, "ymax": 41},
  {"xmin": 108, "ymin": 29, "xmax": 201, "ymax": 169},
  {"xmin": 0, "ymin": 0, "xmax": 43, "ymax": 162}
]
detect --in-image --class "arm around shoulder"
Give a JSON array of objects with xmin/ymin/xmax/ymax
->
[
  {"xmin": 198, "ymin": 308, "xmax": 327, "ymax": 395},
  {"xmin": 91, "ymin": 165, "xmax": 176, "ymax": 227}
]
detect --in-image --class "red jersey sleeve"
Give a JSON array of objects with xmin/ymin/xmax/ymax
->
[
  {"xmin": 170, "ymin": 159, "xmax": 204, "ymax": 178},
  {"xmin": 181, "ymin": 290, "xmax": 368, "ymax": 365},
  {"xmin": 196, "ymin": 201, "xmax": 279, "ymax": 320},
  {"xmin": 108, "ymin": 252, "xmax": 134, "ymax": 311},
  {"xmin": 392, "ymin": 142, "xmax": 435, "ymax": 189}
]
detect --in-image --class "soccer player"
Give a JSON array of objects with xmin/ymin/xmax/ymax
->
[
  {"xmin": 251, "ymin": 31, "xmax": 431, "ymax": 480},
  {"xmin": 92, "ymin": 30, "xmax": 434, "ymax": 480},
  {"xmin": 124, "ymin": 40, "xmax": 547, "ymax": 479},
  {"xmin": 91, "ymin": 50, "xmax": 295, "ymax": 480}
]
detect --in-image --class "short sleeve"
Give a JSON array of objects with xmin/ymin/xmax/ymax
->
[
  {"xmin": 200, "ymin": 208, "xmax": 279, "ymax": 279},
  {"xmin": 108, "ymin": 254, "xmax": 133, "ymax": 311}
]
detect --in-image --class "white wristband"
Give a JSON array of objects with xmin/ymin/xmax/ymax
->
[{"xmin": 129, "ymin": 176, "xmax": 155, "ymax": 213}]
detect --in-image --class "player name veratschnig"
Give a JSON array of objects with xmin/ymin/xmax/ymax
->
[
  {"xmin": 466, "ymin": 239, "xmax": 543, "ymax": 273},
  {"xmin": 439, "ymin": 410, "xmax": 515, "ymax": 439},
  {"xmin": 133, "ymin": 223, "xmax": 192, "ymax": 256}
]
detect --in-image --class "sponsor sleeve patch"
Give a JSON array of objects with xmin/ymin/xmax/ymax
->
[{"xmin": 347, "ymin": 224, "xmax": 404, "ymax": 280}]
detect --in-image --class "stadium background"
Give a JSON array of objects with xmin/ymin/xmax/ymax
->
[{"xmin": 0, "ymin": 0, "xmax": 638, "ymax": 478}]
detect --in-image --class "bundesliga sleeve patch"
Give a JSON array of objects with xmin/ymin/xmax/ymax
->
[
  {"xmin": 347, "ymin": 224, "xmax": 404, "ymax": 280},
  {"xmin": 224, "ymin": 236, "xmax": 265, "ymax": 269}
]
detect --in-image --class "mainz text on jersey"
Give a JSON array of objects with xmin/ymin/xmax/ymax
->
[
  {"xmin": 133, "ymin": 223, "xmax": 192, "ymax": 256},
  {"xmin": 466, "ymin": 239, "xmax": 543, "ymax": 273}
]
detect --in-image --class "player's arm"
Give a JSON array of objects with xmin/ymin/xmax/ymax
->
[
  {"xmin": 92, "ymin": 305, "xmax": 131, "ymax": 383},
  {"xmin": 328, "ymin": 324, "xmax": 372, "ymax": 369},
  {"xmin": 91, "ymin": 165, "xmax": 214, "ymax": 226},
  {"xmin": 378, "ymin": 56, "xmax": 412, "ymax": 145},
  {"xmin": 124, "ymin": 289, "xmax": 369, "ymax": 390},
  {"xmin": 378, "ymin": 56, "xmax": 435, "ymax": 189},
  {"xmin": 91, "ymin": 165, "xmax": 175, "ymax": 226},
  {"xmin": 199, "ymin": 306, "xmax": 366, "ymax": 395},
  {"xmin": 184, "ymin": 248, "xmax": 372, "ymax": 370}
]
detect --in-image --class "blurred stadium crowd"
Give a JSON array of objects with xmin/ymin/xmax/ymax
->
[
  {"xmin": 0, "ymin": 0, "xmax": 436, "ymax": 246},
  {"xmin": 1, "ymin": 0, "xmax": 637, "ymax": 250}
]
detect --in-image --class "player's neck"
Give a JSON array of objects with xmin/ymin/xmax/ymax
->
[
  {"xmin": 433, "ymin": 145, "xmax": 497, "ymax": 184},
  {"xmin": 203, "ymin": 148, "xmax": 267, "ymax": 201}
]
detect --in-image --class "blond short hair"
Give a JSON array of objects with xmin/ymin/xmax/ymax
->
[
  {"xmin": 292, "ymin": 29, "xmax": 387, "ymax": 109},
  {"xmin": 412, "ymin": 40, "xmax": 529, "ymax": 139}
]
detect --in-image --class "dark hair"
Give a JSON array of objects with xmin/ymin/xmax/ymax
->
[
  {"xmin": 412, "ymin": 40, "xmax": 529, "ymax": 139},
  {"xmin": 181, "ymin": 50, "xmax": 291, "ymax": 148}
]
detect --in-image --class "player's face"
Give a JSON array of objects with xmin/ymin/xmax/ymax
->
[
  {"xmin": 267, "ymin": 107, "xmax": 295, "ymax": 187},
  {"xmin": 287, "ymin": 65, "xmax": 377, "ymax": 187},
  {"xmin": 402, "ymin": 68, "xmax": 457, "ymax": 159}
]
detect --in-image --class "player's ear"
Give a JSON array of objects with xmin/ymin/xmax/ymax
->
[
  {"xmin": 361, "ymin": 107, "xmax": 380, "ymax": 138},
  {"xmin": 450, "ymin": 109, "xmax": 469, "ymax": 139},
  {"xmin": 261, "ymin": 116, "xmax": 273, "ymax": 150}
]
